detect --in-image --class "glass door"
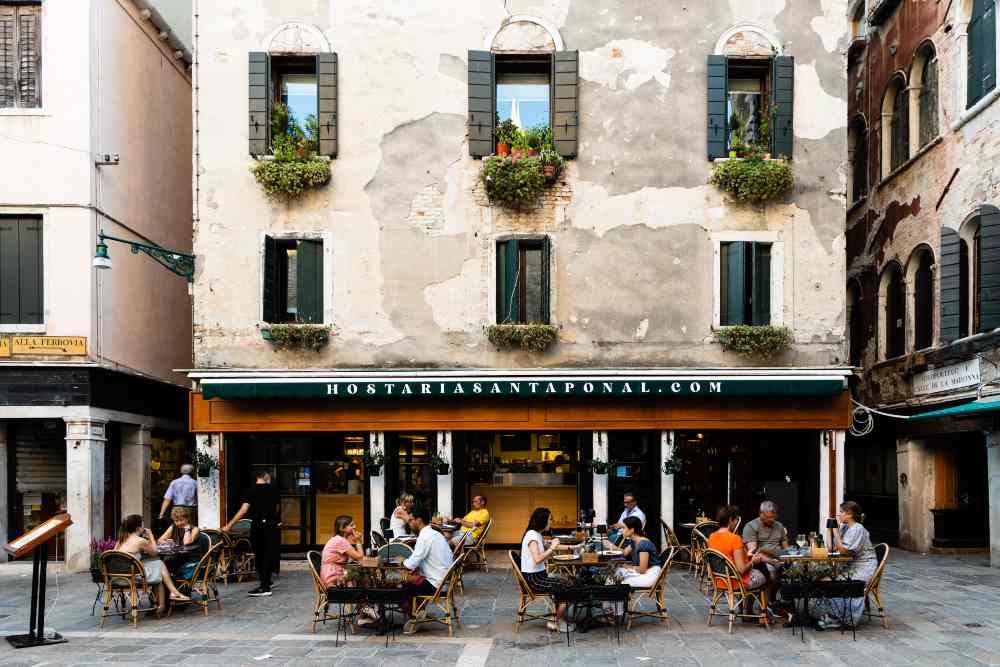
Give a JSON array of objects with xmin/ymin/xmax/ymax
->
[
  {"xmin": 386, "ymin": 433, "xmax": 437, "ymax": 514},
  {"xmin": 607, "ymin": 431, "xmax": 660, "ymax": 546}
]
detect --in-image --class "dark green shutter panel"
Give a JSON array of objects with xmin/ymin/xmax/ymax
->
[
  {"xmin": 706, "ymin": 55, "xmax": 728, "ymax": 159},
  {"xmin": 497, "ymin": 240, "xmax": 519, "ymax": 323},
  {"xmin": 983, "ymin": 0, "xmax": 997, "ymax": 98},
  {"xmin": 979, "ymin": 205, "xmax": 1000, "ymax": 332},
  {"xmin": 939, "ymin": 227, "xmax": 962, "ymax": 342},
  {"xmin": 540, "ymin": 237, "xmax": 552, "ymax": 324},
  {"xmin": 721, "ymin": 242, "xmax": 747, "ymax": 326},
  {"xmin": 18, "ymin": 218, "xmax": 42, "ymax": 324},
  {"xmin": 552, "ymin": 50, "xmax": 579, "ymax": 158},
  {"xmin": 0, "ymin": 6, "xmax": 14, "ymax": 108},
  {"xmin": 771, "ymin": 56, "xmax": 794, "ymax": 159},
  {"xmin": 468, "ymin": 50, "xmax": 494, "ymax": 157},
  {"xmin": 969, "ymin": 3, "xmax": 982, "ymax": 107},
  {"xmin": 752, "ymin": 243, "xmax": 771, "ymax": 326},
  {"xmin": 249, "ymin": 52, "xmax": 270, "ymax": 155},
  {"xmin": 262, "ymin": 236, "xmax": 278, "ymax": 323},
  {"xmin": 296, "ymin": 240, "xmax": 324, "ymax": 324},
  {"xmin": 317, "ymin": 52, "xmax": 337, "ymax": 157},
  {"xmin": 0, "ymin": 219, "xmax": 19, "ymax": 324}
]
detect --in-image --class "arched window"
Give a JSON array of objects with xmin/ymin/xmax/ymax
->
[
  {"xmin": 912, "ymin": 248, "xmax": 935, "ymax": 350},
  {"xmin": 891, "ymin": 82, "xmax": 909, "ymax": 171},
  {"xmin": 882, "ymin": 263, "xmax": 906, "ymax": 358},
  {"xmin": 851, "ymin": 1, "xmax": 867, "ymax": 40},
  {"xmin": 911, "ymin": 45, "xmax": 939, "ymax": 148},
  {"xmin": 968, "ymin": 0, "xmax": 997, "ymax": 109},
  {"xmin": 848, "ymin": 279, "xmax": 864, "ymax": 366},
  {"xmin": 849, "ymin": 116, "xmax": 868, "ymax": 204}
]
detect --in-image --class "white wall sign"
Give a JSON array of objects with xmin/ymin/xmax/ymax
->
[{"xmin": 913, "ymin": 359, "xmax": 981, "ymax": 396}]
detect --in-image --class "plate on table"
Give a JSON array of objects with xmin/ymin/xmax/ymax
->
[
  {"xmin": 599, "ymin": 550, "xmax": 623, "ymax": 557},
  {"xmin": 553, "ymin": 554, "xmax": 578, "ymax": 562}
]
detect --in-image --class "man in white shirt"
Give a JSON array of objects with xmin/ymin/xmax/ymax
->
[
  {"xmin": 608, "ymin": 492, "xmax": 646, "ymax": 544},
  {"xmin": 402, "ymin": 506, "xmax": 453, "ymax": 634}
]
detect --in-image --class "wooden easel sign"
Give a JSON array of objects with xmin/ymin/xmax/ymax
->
[{"xmin": 4, "ymin": 513, "xmax": 72, "ymax": 649}]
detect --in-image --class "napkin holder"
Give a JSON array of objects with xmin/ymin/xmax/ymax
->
[
  {"xmin": 810, "ymin": 547, "xmax": 829, "ymax": 558},
  {"xmin": 582, "ymin": 552, "xmax": 599, "ymax": 564},
  {"xmin": 362, "ymin": 556, "xmax": 379, "ymax": 568}
]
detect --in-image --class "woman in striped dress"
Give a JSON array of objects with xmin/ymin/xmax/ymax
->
[{"xmin": 520, "ymin": 507, "xmax": 574, "ymax": 633}]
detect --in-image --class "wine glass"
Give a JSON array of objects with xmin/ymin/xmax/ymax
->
[{"xmin": 795, "ymin": 534, "xmax": 807, "ymax": 549}]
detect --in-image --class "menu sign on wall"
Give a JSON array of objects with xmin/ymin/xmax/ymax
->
[{"xmin": 913, "ymin": 359, "xmax": 981, "ymax": 396}]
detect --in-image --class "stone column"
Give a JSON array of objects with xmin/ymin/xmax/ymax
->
[
  {"xmin": 120, "ymin": 425, "xmax": 152, "ymax": 526},
  {"xmin": 593, "ymin": 431, "xmax": 609, "ymax": 526},
  {"xmin": 436, "ymin": 431, "xmax": 453, "ymax": 519},
  {"xmin": 659, "ymin": 431, "xmax": 674, "ymax": 535},
  {"xmin": 896, "ymin": 437, "xmax": 935, "ymax": 553},
  {"xmin": 196, "ymin": 433, "xmax": 222, "ymax": 529},
  {"xmin": 0, "ymin": 421, "xmax": 8, "ymax": 554},
  {"xmin": 64, "ymin": 417, "xmax": 107, "ymax": 572},
  {"xmin": 987, "ymin": 432, "xmax": 1000, "ymax": 568},
  {"xmin": 368, "ymin": 431, "xmax": 385, "ymax": 538}
]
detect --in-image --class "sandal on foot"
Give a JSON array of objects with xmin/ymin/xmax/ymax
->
[{"xmin": 169, "ymin": 593, "xmax": 190, "ymax": 602}]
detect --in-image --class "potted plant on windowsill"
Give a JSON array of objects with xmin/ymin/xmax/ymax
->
[
  {"xmin": 260, "ymin": 323, "xmax": 334, "ymax": 350},
  {"xmin": 250, "ymin": 103, "xmax": 331, "ymax": 201},
  {"xmin": 495, "ymin": 117, "xmax": 517, "ymax": 157},
  {"xmin": 429, "ymin": 453, "xmax": 451, "ymax": 475},
  {"xmin": 713, "ymin": 324, "xmax": 793, "ymax": 358},
  {"xmin": 538, "ymin": 146, "xmax": 564, "ymax": 182},
  {"xmin": 709, "ymin": 152, "xmax": 793, "ymax": 203}
]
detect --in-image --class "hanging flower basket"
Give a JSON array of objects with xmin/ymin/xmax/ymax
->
[
  {"xmin": 486, "ymin": 324, "xmax": 558, "ymax": 353},
  {"xmin": 709, "ymin": 155, "xmax": 793, "ymax": 202},
  {"xmin": 586, "ymin": 459, "xmax": 612, "ymax": 475},
  {"xmin": 713, "ymin": 325, "xmax": 793, "ymax": 358},
  {"xmin": 261, "ymin": 324, "xmax": 334, "ymax": 351},
  {"xmin": 662, "ymin": 455, "xmax": 683, "ymax": 476},
  {"xmin": 363, "ymin": 451, "xmax": 385, "ymax": 477},
  {"xmin": 195, "ymin": 450, "xmax": 219, "ymax": 477}
]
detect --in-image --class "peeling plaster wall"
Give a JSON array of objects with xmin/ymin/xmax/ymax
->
[
  {"xmin": 194, "ymin": 0, "xmax": 848, "ymax": 370},
  {"xmin": 847, "ymin": 0, "xmax": 1000, "ymax": 405}
]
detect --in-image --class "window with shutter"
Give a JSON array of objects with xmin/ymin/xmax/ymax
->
[
  {"xmin": 969, "ymin": 0, "xmax": 997, "ymax": 108},
  {"xmin": 467, "ymin": 50, "xmax": 495, "ymax": 158},
  {"xmin": 262, "ymin": 236, "xmax": 324, "ymax": 324},
  {"xmin": 0, "ymin": 3, "xmax": 40, "ymax": 109},
  {"xmin": 890, "ymin": 82, "xmax": 909, "ymax": 171},
  {"xmin": 850, "ymin": 117, "xmax": 868, "ymax": 204},
  {"xmin": 720, "ymin": 241, "xmax": 771, "ymax": 326},
  {"xmin": 316, "ymin": 52, "xmax": 338, "ymax": 157},
  {"xmin": 551, "ymin": 50, "xmax": 578, "ymax": 158},
  {"xmin": 978, "ymin": 205, "xmax": 1000, "ymax": 332},
  {"xmin": 496, "ymin": 238, "xmax": 550, "ymax": 324},
  {"xmin": 0, "ymin": 216, "xmax": 43, "ymax": 325},
  {"xmin": 884, "ymin": 264, "xmax": 905, "ymax": 358},
  {"xmin": 706, "ymin": 55, "xmax": 728, "ymax": 159},
  {"xmin": 707, "ymin": 54, "xmax": 794, "ymax": 159},
  {"xmin": 913, "ymin": 249, "xmax": 934, "ymax": 350},
  {"xmin": 918, "ymin": 56, "xmax": 938, "ymax": 147},
  {"xmin": 770, "ymin": 55, "xmax": 794, "ymax": 159},
  {"xmin": 939, "ymin": 227, "xmax": 962, "ymax": 343}
]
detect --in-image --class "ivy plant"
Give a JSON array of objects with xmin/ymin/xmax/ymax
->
[
  {"xmin": 481, "ymin": 155, "xmax": 546, "ymax": 208},
  {"xmin": 486, "ymin": 324, "xmax": 558, "ymax": 352},
  {"xmin": 709, "ymin": 155, "xmax": 793, "ymax": 203},
  {"xmin": 260, "ymin": 323, "xmax": 334, "ymax": 351},
  {"xmin": 713, "ymin": 325, "xmax": 793, "ymax": 359}
]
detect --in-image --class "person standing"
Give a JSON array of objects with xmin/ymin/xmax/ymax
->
[
  {"xmin": 159, "ymin": 463, "xmax": 198, "ymax": 527},
  {"xmin": 223, "ymin": 470, "xmax": 280, "ymax": 597}
]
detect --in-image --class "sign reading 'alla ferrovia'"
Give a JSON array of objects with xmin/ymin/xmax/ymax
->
[
  {"xmin": 201, "ymin": 376, "xmax": 848, "ymax": 400},
  {"xmin": 0, "ymin": 336, "xmax": 88, "ymax": 358}
]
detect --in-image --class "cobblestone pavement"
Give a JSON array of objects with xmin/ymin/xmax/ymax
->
[{"xmin": 0, "ymin": 550, "xmax": 998, "ymax": 666}]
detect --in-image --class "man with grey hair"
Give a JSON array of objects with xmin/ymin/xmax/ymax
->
[
  {"xmin": 742, "ymin": 500, "xmax": 789, "ymax": 557},
  {"xmin": 160, "ymin": 463, "xmax": 198, "ymax": 525}
]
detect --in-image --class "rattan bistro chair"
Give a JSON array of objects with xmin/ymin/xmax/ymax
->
[
  {"xmin": 378, "ymin": 542, "xmax": 413, "ymax": 561},
  {"xmin": 626, "ymin": 547, "xmax": 676, "ymax": 629},
  {"xmin": 169, "ymin": 541, "xmax": 223, "ymax": 617},
  {"xmin": 371, "ymin": 531, "xmax": 389, "ymax": 549},
  {"xmin": 306, "ymin": 550, "xmax": 356, "ymax": 634},
  {"xmin": 864, "ymin": 543, "xmax": 890, "ymax": 628},
  {"xmin": 97, "ymin": 550, "xmax": 159, "ymax": 628},
  {"xmin": 661, "ymin": 520, "xmax": 693, "ymax": 570},
  {"xmin": 691, "ymin": 528, "xmax": 711, "ymax": 592},
  {"xmin": 408, "ymin": 551, "xmax": 468, "ymax": 637},
  {"xmin": 509, "ymin": 550, "xmax": 556, "ymax": 631},
  {"xmin": 703, "ymin": 548, "xmax": 768, "ymax": 634},
  {"xmin": 463, "ymin": 519, "xmax": 493, "ymax": 572},
  {"xmin": 200, "ymin": 529, "xmax": 232, "ymax": 585}
]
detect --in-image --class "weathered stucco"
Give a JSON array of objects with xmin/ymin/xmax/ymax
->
[{"xmin": 194, "ymin": 0, "xmax": 848, "ymax": 370}]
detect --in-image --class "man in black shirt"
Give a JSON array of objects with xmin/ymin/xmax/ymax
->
[{"xmin": 224, "ymin": 470, "xmax": 280, "ymax": 597}]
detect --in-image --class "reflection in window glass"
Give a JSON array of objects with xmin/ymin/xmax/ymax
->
[
  {"xmin": 281, "ymin": 73, "xmax": 318, "ymax": 137},
  {"xmin": 727, "ymin": 79, "xmax": 762, "ymax": 147},
  {"xmin": 497, "ymin": 73, "xmax": 550, "ymax": 128},
  {"xmin": 285, "ymin": 248, "xmax": 297, "ymax": 316},
  {"xmin": 524, "ymin": 246, "xmax": 544, "ymax": 323}
]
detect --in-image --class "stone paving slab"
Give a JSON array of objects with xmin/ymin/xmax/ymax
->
[{"xmin": 0, "ymin": 551, "xmax": 998, "ymax": 665}]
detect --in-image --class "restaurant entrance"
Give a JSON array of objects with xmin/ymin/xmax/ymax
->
[
  {"xmin": 607, "ymin": 431, "xmax": 661, "ymax": 547},
  {"xmin": 225, "ymin": 432, "xmax": 368, "ymax": 552},
  {"xmin": 673, "ymin": 430, "xmax": 819, "ymax": 540},
  {"xmin": 384, "ymin": 432, "xmax": 438, "ymax": 515}
]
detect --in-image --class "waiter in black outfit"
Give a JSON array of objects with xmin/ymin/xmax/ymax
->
[{"xmin": 224, "ymin": 470, "xmax": 280, "ymax": 597}]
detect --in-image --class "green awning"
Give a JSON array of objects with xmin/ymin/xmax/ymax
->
[
  {"xmin": 909, "ymin": 396, "xmax": 1000, "ymax": 421},
  {"xmin": 194, "ymin": 370, "xmax": 849, "ymax": 401}
]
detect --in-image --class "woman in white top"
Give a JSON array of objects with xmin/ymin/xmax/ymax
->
[
  {"xmin": 389, "ymin": 493, "xmax": 415, "ymax": 537},
  {"xmin": 520, "ymin": 507, "xmax": 573, "ymax": 633},
  {"xmin": 114, "ymin": 514, "xmax": 189, "ymax": 613}
]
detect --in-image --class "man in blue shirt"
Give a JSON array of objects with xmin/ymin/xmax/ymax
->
[{"xmin": 160, "ymin": 464, "xmax": 198, "ymax": 525}]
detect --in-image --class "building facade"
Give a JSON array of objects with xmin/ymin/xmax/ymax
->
[
  {"xmin": 0, "ymin": 0, "xmax": 192, "ymax": 570},
  {"xmin": 191, "ymin": 1, "xmax": 850, "ymax": 551},
  {"xmin": 845, "ymin": 0, "xmax": 1000, "ymax": 565}
]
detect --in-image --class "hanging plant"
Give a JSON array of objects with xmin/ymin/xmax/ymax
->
[
  {"xmin": 586, "ymin": 459, "xmax": 612, "ymax": 475},
  {"xmin": 709, "ymin": 154, "xmax": 793, "ymax": 202},
  {"xmin": 662, "ymin": 455, "xmax": 683, "ymax": 476},
  {"xmin": 261, "ymin": 324, "xmax": 334, "ymax": 350},
  {"xmin": 481, "ymin": 155, "xmax": 546, "ymax": 208},
  {"xmin": 714, "ymin": 325, "xmax": 793, "ymax": 358},
  {"xmin": 486, "ymin": 324, "xmax": 558, "ymax": 353},
  {"xmin": 195, "ymin": 450, "xmax": 219, "ymax": 477},
  {"xmin": 250, "ymin": 103, "xmax": 331, "ymax": 201},
  {"xmin": 429, "ymin": 453, "xmax": 451, "ymax": 475},
  {"xmin": 362, "ymin": 450, "xmax": 385, "ymax": 477}
]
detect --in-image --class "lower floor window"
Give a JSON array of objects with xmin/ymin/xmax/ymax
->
[
  {"xmin": 720, "ymin": 241, "xmax": 771, "ymax": 326},
  {"xmin": 263, "ymin": 236, "xmax": 323, "ymax": 324},
  {"xmin": 496, "ymin": 238, "xmax": 551, "ymax": 324}
]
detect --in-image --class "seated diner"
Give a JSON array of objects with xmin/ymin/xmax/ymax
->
[
  {"xmin": 446, "ymin": 495, "xmax": 490, "ymax": 547},
  {"xmin": 811, "ymin": 501, "xmax": 878, "ymax": 629},
  {"xmin": 520, "ymin": 506, "xmax": 574, "ymax": 633},
  {"xmin": 389, "ymin": 493, "xmax": 415, "ymax": 538},
  {"xmin": 115, "ymin": 514, "xmax": 189, "ymax": 613},
  {"xmin": 320, "ymin": 515, "xmax": 365, "ymax": 587},
  {"xmin": 617, "ymin": 516, "xmax": 662, "ymax": 588},
  {"xmin": 402, "ymin": 506, "xmax": 454, "ymax": 635},
  {"xmin": 707, "ymin": 505, "xmax": 766, "ymax": 592},
  {"xmin": 157, "ymin": 506, "xmax": 203, "ymax": 580}
]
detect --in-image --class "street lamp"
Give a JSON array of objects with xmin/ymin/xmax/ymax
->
[{"xmin": 92, "ymin": 231, "xmax": 195, "ymax": 290}]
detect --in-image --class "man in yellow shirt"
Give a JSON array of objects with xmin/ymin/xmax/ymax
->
[{"xmin": 449, "ymin": 495, "xmax": 490, "ymax": 547}]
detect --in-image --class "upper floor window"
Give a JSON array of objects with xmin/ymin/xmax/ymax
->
[
  {"xmin": 881, "ymin": 263, "xmax": 905, "ymax": 358},
  {"xmin": 262, "ymin": 236, "xmax": 324, "ymax": 324},
  {"xmin": 849, "ymin": 116, "xmax": 868, "ymax": 204},
  {"xmin": 917, "ymin": 50, "xmax": 939, "ymax": 147},
  {"xmin": 0, "ymin": 216, "xmax": 43, "ymax": 325},
  {"xmin": 890, "ymin": 80, "xmax": 909, "ymax": 171},
  {"xmin": 911, "ymin": 247, "xmax": 935, "ymax": 350},
  {"xmin": 720, "ymin": 241, "xmax": 772, "ymax": 326},
  {"xmin": 851, "ymin": 2, "xmax": 867, "ymax": 40},
  {"xmin": 496, "ymin": 238, "xmax": 550, "ymax": 324},
  {"xmin": 0, "ymin": 3, "xmax": 41, "ymax": 109},
  {"xmin": 496, "ymin": 55, "xmax": 550, "ymax": 130},
  {"xmin": 848, "ymin": 279, "xmax": 863, "ymax": 366},
  {"xmin": 968, "ymin": 0, "xmax": 997, "ymax": 108}
]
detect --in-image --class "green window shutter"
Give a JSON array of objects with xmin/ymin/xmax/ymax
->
[
  {"xmin": 262, "ymin": 236, "xmax": 278, "ymax": 323},
  {"xmin": 0, "ymin": 6, "xmax": 14, "ymax": 108},
  {"xmin": 0, "ymin": 218, "xmax": 19, "ymax": 324},
  {"xmin": 316, "ymin": 52, "xmax": 337, "ymax": 157},
  {"xmin": 983, "ymin": 0, "xmax": 997, "ymax": 98},
  {"xmin": 979, "ymin": 205, "xmax": 1000, "ymax": 332},
  {"xmin": 939, "ymin": 227, "xmax": 962, "ymax": 343},
  {"xmin": 249, "ymin": 52, "xmax": 270, "ymax": 155},
  {"xmin": 969, "ymin": 5, "xmax": 982, "ymax": 107},
  {"xmin": 552, "ymin": 50, "xmax": 579, "ymax": 158},
  {"xmin": 721, "ymin": 242, "xmax": 747, "ymax": 326},
  {"xmin": 497, "ymin": 240, "xmax": 520, "ymax": 323},
  {"xmin": 540, "ymin": 237, "xmax": 552, "ymax": 324},
  {"xmin": 296, "ymin": 240, "xmax": 324, "ymax": 324},
  {"xmin": 771, "ymin": 55, "xmax": 794, "ymax": 159},
  {"xmin": 751, "ymin": 243, "xmax": 771, "ymax": 326},
  {"xmin": 468, "ymin": 50, "xmax": 495, "ymax": 157},
  {"xmin": 18, "ymin": 218, "xmax": 42, "ymax": 324},
  {"xmin": 706, "ymin": 55, "xmax": 728, "ymax": 159}
]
